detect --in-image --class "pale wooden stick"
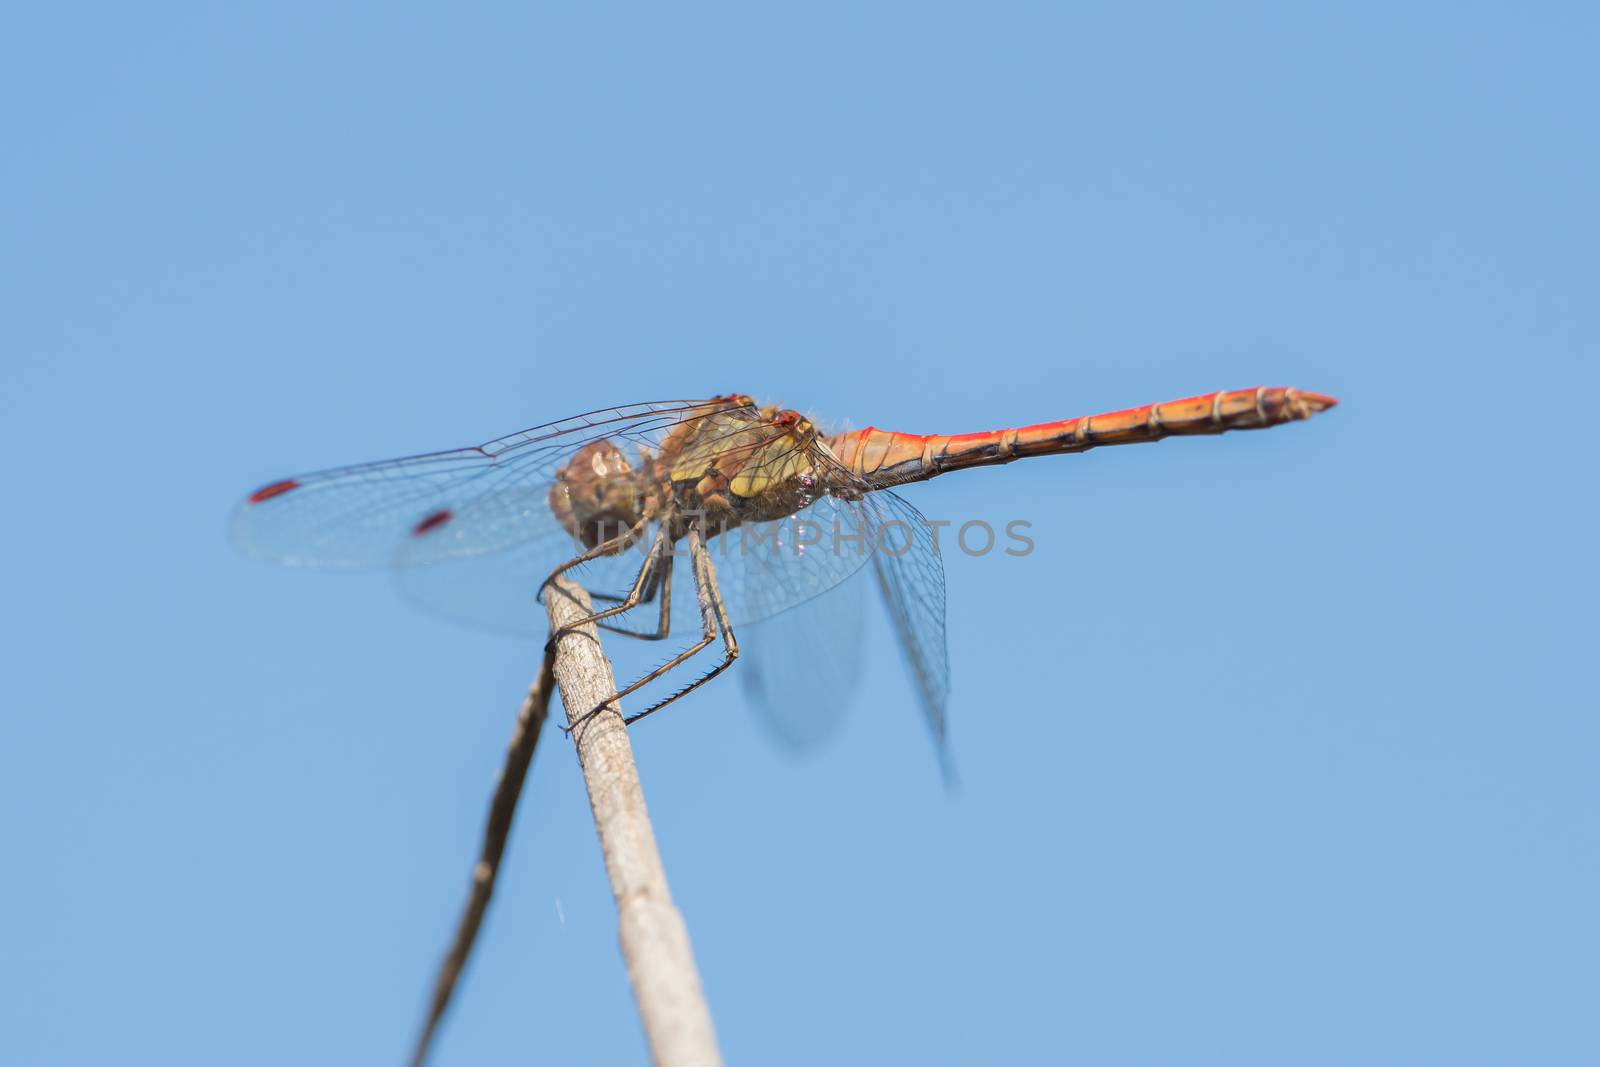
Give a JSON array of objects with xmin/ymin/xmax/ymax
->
[
  {"xmin": 409, "ymin": 650, "xmax": 556, "ymax": 1067},
  {"xmin": 544, "ymin": 577, "xmax": 724, "ymax": 1067}
]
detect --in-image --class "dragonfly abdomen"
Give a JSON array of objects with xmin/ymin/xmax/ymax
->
[{"xmin": 832, "ymin": 386, "xmax": 1336, "ymax": 488}]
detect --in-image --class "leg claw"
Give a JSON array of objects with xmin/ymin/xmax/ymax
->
[{"xmin": 560, "ymin": 701, "xmax": 616, "ymax": 738}]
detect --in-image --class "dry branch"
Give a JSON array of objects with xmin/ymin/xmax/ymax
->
[
  {"xmin": 544, "ymin": 577, "xmax": 723, "ymax": 1067},
  {"xmin": 409, "ymin": 651, "xmax": 555, "ymax": 1067}
]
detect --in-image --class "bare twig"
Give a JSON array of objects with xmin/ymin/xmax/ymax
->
[
  {"xmin": 544, "ymin": 576, "xmax": 723, "ymax": 1067},
  {"xmin": 409, "ymin": 650, "xmax": 555, "ymax": 1067}
]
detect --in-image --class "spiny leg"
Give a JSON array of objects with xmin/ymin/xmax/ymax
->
[
  {"xmin": 622, "ymin": 527, "xmax": 739, "ymax": 727},
  {"xmin": 538, "ymin": 515, "xmax": 651, "ymax": 620},
  {"xmin": 596, "ymin": 539, "xmax": 675, "ymax": 643},
  {"xmin": 408, "ymin": 649, "xmax": 555, "ymax": 1067},
  {"xmin": 589, "ymin": 546, "xmax": 667, "ymax": 612},
  {"xmin": 543, "ymin": 521, "xmax": 666, "ymax": 650},
  {"xmin": 561, "ymin": 526, "xmax": 728, "ymax": 737}
]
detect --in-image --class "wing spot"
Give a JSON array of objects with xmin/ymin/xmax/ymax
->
[
  {"xmin": 248, "ymin": 479, "xmax": 299, "ymax": 504},
  {"xmin": 413, "ymin": 509, "xmax": 454, "ymax": 537}
]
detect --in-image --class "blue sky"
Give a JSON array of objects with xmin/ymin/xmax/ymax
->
[{"xmin": 3, "ymin": 4, "xmax": 1595, "ymax": 1065}]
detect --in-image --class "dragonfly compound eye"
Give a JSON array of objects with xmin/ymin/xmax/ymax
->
[{"xmin": 548, "ymin": 441, "xmax": 646, "ymax": 551}]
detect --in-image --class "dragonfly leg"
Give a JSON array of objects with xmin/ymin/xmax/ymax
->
[
  {"xmin": 538, "ymin": 514, "xmax": 651, "ymax": 604},
  {"xmin": 561, "ymin": 527, "xmax": 738, "ymax": 736},
  {"xmin": 596, "ymin": 541, "xmax": 674, "ymax": 643},
  {"xmin": 621, "ymin": 527, "xmax": 739, "ymax": 727},
  {"xmin": 590, "ymin": 551, "xmax": 672, "ymax": 608},
  {"xmin": 544, "ymin": 523, "xmax": 667, "ymax": 650}
]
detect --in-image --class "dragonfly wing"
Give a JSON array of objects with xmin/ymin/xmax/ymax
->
[
  {"xmin": 701, "ymin": 493, "xmax": 877, "ymax": 625},
  {"xmin": 231, "ymin": 401, "xmax": 714, "ymax": 569},
  {"xmin": 395, "ymin": 488, "xmax": 880, "ymax": 642},
  {"xmin": 867, "ymin": 490, "xmax": 952, "ymax": 777},
  {"xmin": 395, "ymin": 535, "xmax": 563, "ymax": 638},
  {"xmin": 394, "ymin": 517, "xmax": 676, "ymax": 639},
  {"xmin": 237, "ymin": 399, "xmax": 952, "ymax": 762},
  {"xmin": 739, "ymin": 567, "xmax": 865, "ymax": 752},
  {"xmin": 703, "ymin": 482, "xmax": 952, "ymax": 774}
]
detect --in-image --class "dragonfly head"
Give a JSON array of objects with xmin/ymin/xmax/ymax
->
[{"xmin": 548, "ymin": 440, "xmax": 649, "ymax": 551}]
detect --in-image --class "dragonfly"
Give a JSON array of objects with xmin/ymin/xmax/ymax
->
[
  {"xmin": 235, "ymin": 386, "xmax": 1336, "ymax": 752},
  {"xmin": 232, "ymin": 384, "xmax": 1335, "ymax": 1064}
]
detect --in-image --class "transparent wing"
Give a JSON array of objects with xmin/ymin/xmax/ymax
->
[
  {"xmin": 238, "ymin": 399, "xmax": 952, "ymax": 770},
  {"xmin": 230, "ymin": 400, "xmax": 712, "ymax": 569},
  {"xmin": 729, "ymin": 486, "xmax": 950, "ymax": 769},
  {"xmin": 394, "ymin": 525, "xmax": 674, "ymax": 638},
  {"xmin": 392, "ymin": 491, "xmax": 881, "ymax": 639},
  {"xmin": 739, "ymin": 567, "xmax": 865, "ymax": 752},
  {"xmin": 393, "ymin": 392, "xmax": 895, "ymax": 636},
  {"xmin": 868, "ymin": 490, "xmax": 952, "ymax": 779},
  {"xmin": 699, "ymin": 493, "xmax": 877, "ymax": 624}
]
